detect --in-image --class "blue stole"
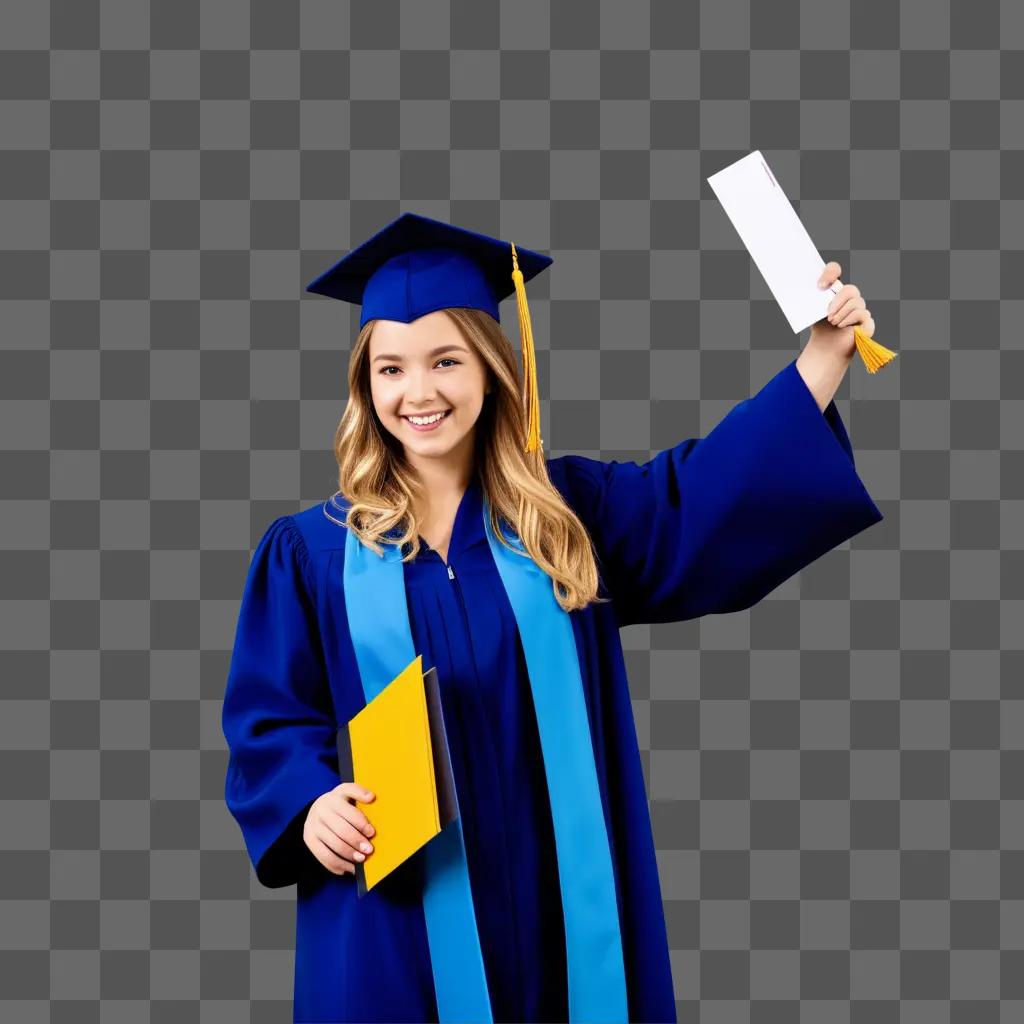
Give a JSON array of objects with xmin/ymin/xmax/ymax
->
[{"xmin": 341, "ymin": 496, "xmax": 629, "ymax": 1023}]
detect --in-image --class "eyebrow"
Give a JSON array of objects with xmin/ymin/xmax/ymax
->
[{"xmin": 372, "ymin": 345, "xmax": 468, "ymax": 364}]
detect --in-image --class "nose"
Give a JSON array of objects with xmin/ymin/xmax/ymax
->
[{"xmin": 405, "ymin": 368, "xmax": 439, "ymax": 403}]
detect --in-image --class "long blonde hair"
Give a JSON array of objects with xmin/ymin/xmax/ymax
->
[{"xmin": 328, "ymin": 307, "xmax": 609, "ymax": 613}]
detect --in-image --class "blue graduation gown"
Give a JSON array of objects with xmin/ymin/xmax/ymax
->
[{"xmin": 222, "ymin": 358, "xmax": 883, "ymax": 1023}]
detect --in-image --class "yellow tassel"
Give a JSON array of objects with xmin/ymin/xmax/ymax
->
[
  {"xmin": 511, "ymin": 242, "xmax": 542, "ymax": 454},
  {"xmin": 852, "ymin": 325, "xmax": 897, "ymax": 374}
]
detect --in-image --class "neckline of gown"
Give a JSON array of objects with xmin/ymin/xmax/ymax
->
[{"xmin": 414, "ymin": 473, "xmax": 485, "ymax": 566}]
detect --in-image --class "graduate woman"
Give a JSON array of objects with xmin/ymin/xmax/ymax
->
[{"xmin": 222, "ymin": 212, "xmax": 883, "ymax": 1023}]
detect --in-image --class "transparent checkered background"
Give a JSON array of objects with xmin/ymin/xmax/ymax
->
[{"xmin": 2, "ymin": 0, "xmax": 1023, "ymax": 1020}]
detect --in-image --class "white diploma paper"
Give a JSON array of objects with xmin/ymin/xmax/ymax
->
[{"xmin": 707, "ymin": 150, "xmax": 838, "ymax": 333}]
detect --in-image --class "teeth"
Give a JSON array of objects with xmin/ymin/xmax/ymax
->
[{"xmin": 407, "ymin": 411, "xmax": 446, "ymax": 425}]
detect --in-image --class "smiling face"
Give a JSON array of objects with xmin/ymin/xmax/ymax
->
[{"xmin": 368, "ymin": 310, "xmax": 491, "ymax": 470}]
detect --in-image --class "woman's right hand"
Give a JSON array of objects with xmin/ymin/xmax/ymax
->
[{"xmin": 303, "ymin": 782, "xmax": 376, "ymax": 876}]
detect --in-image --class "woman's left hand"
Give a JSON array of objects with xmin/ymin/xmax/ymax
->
[{"xmin": 810, "ymin": 262, "xmax": 875, "ymax": 358}]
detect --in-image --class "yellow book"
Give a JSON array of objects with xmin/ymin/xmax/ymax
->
[{"xmin": 335, "ymin": 654, "xmax": 458, "ymax": 896}]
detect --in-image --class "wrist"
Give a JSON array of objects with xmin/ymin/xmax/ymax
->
[{"xmin": 797, "ymin": 333, "xmax": 854, "ymax": 413}]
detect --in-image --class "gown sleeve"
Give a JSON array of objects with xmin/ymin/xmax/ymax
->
[
  {"xmin": 554, "ymin": 357, "xmax": 884, "ymax": 628},
  {"xmin": 221, "ymin": 515, "xmax": 341, "ymax": 888}
]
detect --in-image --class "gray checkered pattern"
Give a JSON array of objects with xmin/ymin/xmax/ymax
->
[{"xmin": 1, "ymin": 0, "xmax": 1021, "ymax": 1020}]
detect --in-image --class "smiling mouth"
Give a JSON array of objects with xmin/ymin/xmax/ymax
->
[{"xmin": 403, "ymin": 410, "xmax": 451, "ymax": 425}]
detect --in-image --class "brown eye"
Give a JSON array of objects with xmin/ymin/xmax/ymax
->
[{"xmin": 379, "ymin": 359, "xmax": 459, "ymax": 376}]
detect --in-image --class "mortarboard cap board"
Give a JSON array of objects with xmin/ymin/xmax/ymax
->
[
  {"xmin": 306, "ymin": 212, "xmax": 553, "ymax": 453},
  {"xmin": 306, "ymin": 212, "xmax": 552, "ymax": 327}
]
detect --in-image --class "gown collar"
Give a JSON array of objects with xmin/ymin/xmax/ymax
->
[
  {"xmin": 384, "ymin": 472, "xmax": 486, "ymax": 561},
  {"xmin": 427, "ymin": 471, "xmax": 484, "ymax": 560}
]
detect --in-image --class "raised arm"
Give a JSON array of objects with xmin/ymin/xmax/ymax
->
[{"xmin": 549, "ymin": 358, "xmax": 884, "ymax": 627}]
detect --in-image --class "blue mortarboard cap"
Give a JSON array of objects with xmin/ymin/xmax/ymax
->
[
  {"xmin": 307, "ymin": 212, "xmax": 553, "ymax": 454},
  {"xmin": 305, "ymin": 212, "xmax": 553, "ymax": 330}
]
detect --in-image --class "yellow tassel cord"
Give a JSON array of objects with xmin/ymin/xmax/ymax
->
[
  {"xmin": 511, "ymin": 242, "xmax": 543, "ymax": 454},
  {"xmin": 852, "ymin": 325, "xmax": 897, "ymax": 374}
]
